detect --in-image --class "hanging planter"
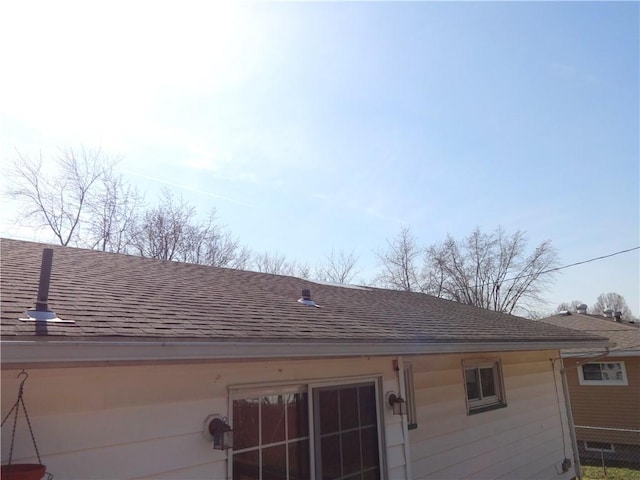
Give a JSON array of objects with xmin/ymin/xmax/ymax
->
[
  {"xmin": 1, "ymin": 464, "xmax": 47, "ymax": 480},
  {"xmin": 1, "ymin": 371, "xmax": 51, "ymax": 480}
]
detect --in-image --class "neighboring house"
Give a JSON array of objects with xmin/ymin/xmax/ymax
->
[
  {"xmin": 0, "ymin": 238, "xmax": 608, "ymax": 480},
  {"xmin": 539, "ymin": 311, "xmax": 640, "ymax": 465}
]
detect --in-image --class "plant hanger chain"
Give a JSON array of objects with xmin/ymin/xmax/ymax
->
[{"xmin": 1, "ymin": 370, "xmax": 42, "ymax": 466}]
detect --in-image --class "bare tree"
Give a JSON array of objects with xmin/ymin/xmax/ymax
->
[
  {"xmin": 8, "ymin": 147, "xmax": 114, "ymax": 246},
  {"xmin": 375, "ymin": 226, "xmax": 425, "ymax": 292},
  {"xmin": 179, "ymin": 210, "xmax": 251, "ymax": 269},
  {"xmin": 315, "ymin": 249, "xmax": 360, "ymax": 284},
  {"xmin": 88, "ymin": 169, "xmax": 144, "ymax": 253},
  {"xmin": 591, "ymin": 292, "xmax": 635, "ymax": 320},
  {"xmin": 424, "ymin": 227, "xmax": 558, "ymax": 315},
  {"xmin": 130, "ymin": 189, "xmax": 195, "ymax": 260},
  {"xmin": 251, "ymin": 252, "xmax": 311, "ymax": 278}
]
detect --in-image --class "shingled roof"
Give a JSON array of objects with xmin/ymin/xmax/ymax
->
[
  {"xmin": 0, "ymin": 238, "xmax": 607, "ymax": 364},
  {"xmin": 539, "ymin": 312, "xmax": 640, "ymax": 355}
]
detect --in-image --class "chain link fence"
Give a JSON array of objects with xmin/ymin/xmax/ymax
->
[{"xmin": 574, "ymin": 425, "xmax": 640, "ymax": 473}]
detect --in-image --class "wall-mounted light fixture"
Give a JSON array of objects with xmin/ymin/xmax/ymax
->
[
  {"xmin": 203, "ymin": 415, "xmax": 233, "ymax": 450},
  {"xmin": 387, "ymin": 392, "xmax": 407, "ymax": 416}
]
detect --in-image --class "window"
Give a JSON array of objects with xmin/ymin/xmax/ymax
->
[
  {"xmin": 231, "ymin": 380, "xmax": 382, "ymax": 480},
  {"xmin": 584, "ymin": 441, "xmax": 615, "ymax": 453},
  {"xmin": 403, "ymin": 363, "xmax": 418, "ymax": 430},
  {"xmin": 463, "ymin": 359, "xmax": 506, "ymax": 414},
  {"xmin": 232, "ymin": 388, "xmax": 310, "ymax": 480},
  {"xmin": 578, "ymin": 362, "xmax": 628, "ymax": 386},
  {"xmin": 314, "ymin": 383, "xmax": 381, "ymax": 480}
]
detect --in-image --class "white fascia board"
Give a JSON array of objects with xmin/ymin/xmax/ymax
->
[{"xmin": 0, "ymin": 338, "xmax": 609, "ymax": 368}]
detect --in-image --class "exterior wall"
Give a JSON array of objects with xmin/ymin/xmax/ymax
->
[
  {"xmin": 407, "ymin": 350, "xmax": 576, "ymax": 480},
  {"xmin": 1, "ymin": 356, "xmax": 405, "ymax": 480},
  {"xmin": 1, "ymin": 350, "xmax": 579, "ymax": 480},
  {"xmin": 563, "ymin": 355, "xmax": 640, "ymax": 461}
]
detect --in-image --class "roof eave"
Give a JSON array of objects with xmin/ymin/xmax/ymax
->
[{"xmin": 0, "ymin": 338, "xmax": 611, "ymax": 368}]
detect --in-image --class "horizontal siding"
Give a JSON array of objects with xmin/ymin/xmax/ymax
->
[
  {"xmin": 563, "ymin": 356, "xmax": 640, "ymax": 433},
  {"xmin": 407, "ymin": 351, "xmax": 575, "ymax": 480},
  {"xmin": 2, "ymin": 356, "xmax": 404, "ymax": 479}
]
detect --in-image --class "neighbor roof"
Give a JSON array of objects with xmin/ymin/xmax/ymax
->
[
  {"xmin": 539, "ymin": 313, "xmax": 640, "ymax": 355},
  {"xmin": 1, "ymin": 238, "xmax": 608, "ymax": 365}
]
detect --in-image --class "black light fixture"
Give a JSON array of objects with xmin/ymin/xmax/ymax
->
[
  {"xmin": 387, "ymin": 392, "xmax": 407, "ymax": 416},
  {"xmin": 206, "ymin": 416, "xmax": 233, "ymax": 450}
]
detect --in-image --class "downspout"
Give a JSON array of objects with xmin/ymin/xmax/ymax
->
[
  {"xmin": 394, "ymin": 356, "xmax": 412, "ymax": 480},
  {"xmin": 558, "ymin": 358, "xmax": 582, "ymax": 479}
]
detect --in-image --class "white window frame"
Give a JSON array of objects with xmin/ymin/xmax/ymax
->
[
  {"xmin": 584, "ymin": 440, "xmax": 615, "ymax": 453},
  {"xmin": 229, "ymin": 375, "xmax": 387, "ymax": 480},
  {"xmin": 462, "ymin": 358, "xmax": 507, "ymax": 414},
  {"xmin": 578, "ymin": 361, "xmax": 628, "ymax": 386}
]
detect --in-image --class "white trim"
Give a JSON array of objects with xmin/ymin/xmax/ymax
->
[
  {"xmin": 0, "ymin": 339, "xmax": 610, "ymax": 368},
  {"xmin": 577, "ymin": 361, "xmax": 628, "ymax": 386},
  {"xmin": 228, "ymin": 375, "xmax": 387, "ymax": 480},
  {"xmin": 462, "ymin": 358, "xmax": 507, "ymax": 413},
  {"xmin": 584, "ymin": 441, "xmax": 615, "ymax": 453}
]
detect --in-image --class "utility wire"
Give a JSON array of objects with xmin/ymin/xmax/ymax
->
[
  {"xmin": 439, "ymin": 246, "xmax": 639, "ymax": 295},
  {"xmin": 539, "ymin": 246, "xmax": 640, "ymax": 277},
  {"xmin": 489, "ymin": 246, "xmax": 639, "ymax": 287}
]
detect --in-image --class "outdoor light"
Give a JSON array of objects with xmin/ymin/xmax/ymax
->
[
  {"xmin": 204, "ymin": 416, "xmax": 233, "ymax": 450},
  {"xmin": 387, "ymin": 392, "xmax": 407, "ymax": 416}
]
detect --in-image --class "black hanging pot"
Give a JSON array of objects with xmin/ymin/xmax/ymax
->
[{"xmin": 1, "ymin": 372, "xmax": 51, "ymax": 480}]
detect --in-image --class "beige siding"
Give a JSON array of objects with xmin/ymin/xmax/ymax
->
[
  {"xmin": 407, "ymin": 350, "xmax": 576, "ymax": 480},
  {"xmin": 1, "ymin": 350, "xmax": 579, "ymax": 480},
  {"xmin": 1, "ymin": 356, "xmax": 404, "ymax": 480}
]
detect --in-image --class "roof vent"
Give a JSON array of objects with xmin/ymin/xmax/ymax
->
[
  {"xmin": 20, "ymin": 248, "xmax": 73, "ymax": 324},
  {"xmin": 603, "ymin": 308, "xmax": 614, "ymax": 318},
  {"xmin": 298, "ymin": 289, "xmax": 319, "ymax": 308},
  {"xmin": 558, "ymin": 310, "xmax": 571, "ymax": 316},
  {"xmin": 576, "ymin": 303, "xmax": 587, "ymax": 314}
]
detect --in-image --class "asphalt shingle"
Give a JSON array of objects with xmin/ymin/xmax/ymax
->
[{"xmin": 0, "ymin": 238, "xmax": 604, "ymax": 346}]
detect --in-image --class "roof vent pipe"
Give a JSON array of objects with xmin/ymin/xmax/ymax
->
[
  {"xmin": 26, "ymin": 248, "xmax": 57, "ymax": 321},
  {"xmin": 298, "ymin": 289, "xmax": 319, "ymax": 308}
]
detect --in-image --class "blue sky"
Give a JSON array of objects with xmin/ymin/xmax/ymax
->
[{"xmin": 1, "ymin": 1, "xmax": 638, "ymax": 316}]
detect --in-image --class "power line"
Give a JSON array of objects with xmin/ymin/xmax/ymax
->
[
  {"xmin": 542, "ymin": 246, "xmax": 640, "ymax": 276},
  {"xmin": 439, "ymin": 246, "xmax": 640, "ymax": 298},
  {"xmin": 498, "ymin": 246, "xmax": 640, "ymax": 286}
]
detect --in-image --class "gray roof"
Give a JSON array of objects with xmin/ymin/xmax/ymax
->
[
  {"xmin": 539, "ymin": 313, "xmax": 640, "ymax": 355},
  {"xmin": 1, "ymin": 238, "xmax": 606, "ymax": 351}
]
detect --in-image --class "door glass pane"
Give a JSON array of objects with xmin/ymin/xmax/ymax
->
[
  {"xmin": 341, "ymin": 430, "xmax": 361, "ymax": 476},
  {"xmin": 319, "ymin": 389, "xmax": 340, "ymax": 434},
  {"xmin": 289, "ymin": 439, "xmax": 310, "ymax": 480},
  {"xmin": 287, "ymin": 393, "xmax": 309, "ymax": 440},
  {"xmin": 234, "ymin": 398, "xmax": 260, "ymax": 450},
  {"xmin": 362, "ymin": 468, "xmax": 380, "ymax": 480},
  {"xmin": 360, "ymin": 425, "xmax": 379, "ymax": 470},
  {"xmin": 262, "ymin": 395, "xmax": 286, "ymax": 444},
  {"xmin": 358, "ymin": 385, "xmax": 377, "ymax": 426},
  {"xmin": 479, "ymin": 367, "xmax": 496, "ymax": 398},
  {"xmin": 233, "ymin": 449, "xmax": 260, "ymax": 480},
  {"xmin": 340, "ymin": 387, "xmax": 359, "ymax": 430},
  {"xmin": 316, "ymin": 382, "xmax": 380, "ymax": 480},
  {"xmin": 320, "ymin": 434, "xmax": 341, "ymax": 479},
  {"xmin": 262, "ymin": 444, "xmax": 287, "ymax": 480}
]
